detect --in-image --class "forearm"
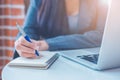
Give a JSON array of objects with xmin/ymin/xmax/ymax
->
[
  {"xmin": 13, "ymin": 0, "xmax": 42, "ymax": 59},
  {"xmin": 21, "ymin": 0, "xmax": 43, "ymax": 40},
  {"xmin": 46, "ymin": 30, "xmax": 103, "ymax": 51}
]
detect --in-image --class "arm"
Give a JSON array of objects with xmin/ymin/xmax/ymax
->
[
  {"xmin": 13, "ymin": 0, "xmax": 42, "ymax": 59},
  {"xmin": 17, "ymin": 0, "xmax": 42, "ymax": 40},
  {"xmin": 45, "ymin": 1, "xmax": 108, "ymax": 51},
  {"xmin": 46, "ymin": 30, "xmax": 103, "ymax": 51}
]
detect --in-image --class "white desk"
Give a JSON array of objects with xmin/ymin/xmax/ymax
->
[{"xmin": 2, "ymin": 50, "xmax": 120, "ymax": 80}]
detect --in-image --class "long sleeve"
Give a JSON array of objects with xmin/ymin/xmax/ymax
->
[
  {"xmin": 23, "ymin": 0, "xmax": 42, "ymax": 40},
  {"xmin": 46, "ymin": 30, "xmax": 103, "ymax": 51},
  {"xmin": 46, "ymin": 1, "xmax": 108, "ymax": 51},
  {"xmin": 16, "ymin": 0, "xmax": 42, "ymax": 40},
  {"xmin": 13, "ymin": 0, "xmax": 42, "ymax": 59}
]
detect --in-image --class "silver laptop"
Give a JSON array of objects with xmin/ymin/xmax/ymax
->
[{"xmin": 60, "ymin": 0, "xmax": 120, "ymax": 70}]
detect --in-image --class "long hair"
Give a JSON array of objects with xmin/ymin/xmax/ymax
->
[{"xmin": 37, "ymin": 0, "xmax": 69, "ymax": 38}]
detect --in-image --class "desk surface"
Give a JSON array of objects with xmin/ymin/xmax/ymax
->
[{"xmin": 2, "ymin": 50, "xmax": 120, "ymax": 80}]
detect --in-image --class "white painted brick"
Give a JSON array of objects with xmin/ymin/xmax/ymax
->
[
  {"xmin": 0, "ymin": 5, "xmax": 24, "ymax": 9},
  {"xmin": 0, "ymin": 26, "xmax": 17, "ymax": 30},
  {"xmin": 0, "ymin": 15, "xmax": 25, "ymax": 19},
  {"xmin": 0, "ymin": 56, "xmax": 12, "ymax": 60},
  {"xmin": 0, "ymin": 36, "xmax": 16, "ymax": 40}
]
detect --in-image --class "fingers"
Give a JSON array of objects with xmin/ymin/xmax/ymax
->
[
  {"xmin": 37, "ymin": 40, "xmax": 49, "ymax": 51},
  {"xmin": 15, "ymin": 36, "xmax": 39, "ymax": 58},
  {"xmin": 20, "ymin": 52, "xmax": 36, "ymax": 58},
  {"xmin": 15, "ymin": 43, "xmax": 36, "ymax": 58},
  {"xmin": 15, "ymin": 42, "xmax": 35, "ymax": 53},
  {"xmin": 18, "ymin": 36, "xmax": 36, "ymax": 49}
]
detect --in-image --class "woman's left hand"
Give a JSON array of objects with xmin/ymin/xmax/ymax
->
[{"xmin": 33, "ymin": 40, "xmax": 49, "ymax": 51}]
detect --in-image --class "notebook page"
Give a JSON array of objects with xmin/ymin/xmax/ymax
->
[{"xmin": 9, "ymin": 51, "xmax": 57, "ymax": 67}]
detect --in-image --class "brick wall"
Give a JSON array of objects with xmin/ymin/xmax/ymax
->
[{"xmin": 0, "ymin": 0, "xmax": 25, "ymax": 79}]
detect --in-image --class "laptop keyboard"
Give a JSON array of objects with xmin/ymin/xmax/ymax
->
[{"xmin": 77, "ymin": 54, "xmax": 99, "ymax": 64}]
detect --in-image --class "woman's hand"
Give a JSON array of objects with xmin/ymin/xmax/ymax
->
[
  {"xmin": 15, "ymin": 36, "xmax": 38, "ymax": 58},
  {"xmin": 15, "ymin": 36, "xmax": 49, "ymax": 58},
  {"xmin": 36, "ymin": 40, "xmax": 49, "ymax": 51}
]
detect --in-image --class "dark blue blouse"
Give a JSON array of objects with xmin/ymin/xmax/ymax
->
[{"xmin": 17, "ymin": 0, "xmax": 108, "ymax": 51}]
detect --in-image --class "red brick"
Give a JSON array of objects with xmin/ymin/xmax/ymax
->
[
  {"xmin": 5, "ymin": 50, "xmax": 13, "ymax": 57},
  {"xmin": 0, "ymin": 8, "xmax": 10, "ymax": 15},
  {"xmin": 0, "ymin": 19, "xmax": 4, "ymax": 25},
  {"xmin": 4, "ymin": 39, "xmax": 15, "ymax": 47},
  {"xmin": 4, "ymin": 0, "xmax": 11, "ymax": 4},
  {"xmin": 0, "ymin": 39, "xmax": 15, "ymax": 47},
  {"xmin": 4, "ymin": 59, "xmax": 10, "ymax": 64},
  {"xmin": 0, "ymin": 0, "xmax": 24, "ymax": 65},
  {"xmin": 4, "ymin": 0, "xmax": 24, "ymax": 5},
  {"xmin": 0, "ymin": 18, "xmax": 24, "ymax": 26},
  {"xmin": 10, "ymin": 18, "xmax": 24, "ymax": 26},
  {"xmin": 11, "ymin": 0, "xmax": 24, "ymax": 5},
  {"xmin": 0, "ymin": 68, "xmax": 3, "ymax": 79},
  {"xmin": 0, "ymin": 40, "xmax": 3, "ymax": 46},
  {"xmin": 0, "ymin": 18, "xmax": 9, "ymax": 25},
  {"xmin": 0, "ymin": 50, "xmax": 4, "ymax": 56},
  {"xmin": 0, "ymin": 1, "xmax": 3, "ymax": 4},
  {"xmin": 0, "ymin": 0, "xmax": 24, "ymax": 78},
  {"xmin": 0, "ymin": 28, "xmax": 18, "ymax": 37},
  {"xmin": 0, "ymin": 59, "xmax": 4, "ymax": 66},
  {"xmin": 4, "ymin": 29, "xmax": 18, "ymax": 37},
  {"xmin": 0, "ymin": 8, "xmax": 4, "ymax": 15},
  {"xmin": 0, "ymin": 30, "xmax": 4, "ymax": 36},
  {"xmin": 0, "ymin": 59, "xmax": 10, "ymax": 66},
  {"xmin": 11, "ymin": 8, "xmax": 23, "ymax": 16},
  {"xmin": 0, "ymin": 49, "xmax": 13, "ymax": 58},
  {"xmin": 0, "ymin": 8, "xmax": 23, "ymax": 16}
]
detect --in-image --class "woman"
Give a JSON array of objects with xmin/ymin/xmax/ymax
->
[{"xmin": 14, "ymin": 0, "xmax": 108, "ymax": 58}]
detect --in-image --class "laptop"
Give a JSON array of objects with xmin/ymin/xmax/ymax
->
[{"xmin": 60, "ymin": 0, "xmax": 120, "ymax": 70}]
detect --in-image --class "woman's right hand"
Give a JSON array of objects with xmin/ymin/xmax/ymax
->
[{"xmin": 15, "ymin": 36, "xmax": 39, "ymax": 58}]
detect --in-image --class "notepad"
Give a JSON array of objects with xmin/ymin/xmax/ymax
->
[{"xmin": 9, "ymin": 51, "xmax": 59, "ymax": 69}]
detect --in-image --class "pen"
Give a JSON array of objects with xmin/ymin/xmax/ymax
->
[{"xmin": 16, "ymin": 22, "xmax": 40, "ymax": 56}]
